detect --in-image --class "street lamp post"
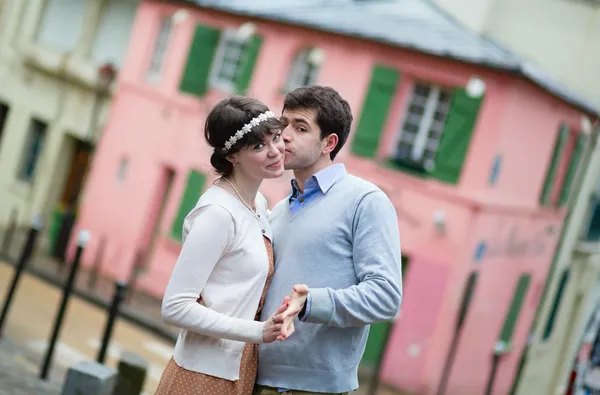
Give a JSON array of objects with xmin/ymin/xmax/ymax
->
[{"xmin": 51, "ymin": 63, "xmax": 117, "ymax": 264}]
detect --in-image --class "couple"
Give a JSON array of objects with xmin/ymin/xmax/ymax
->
[{"xmin": 155, "ymin": 86, "xmax": 403, "ymax": 395}]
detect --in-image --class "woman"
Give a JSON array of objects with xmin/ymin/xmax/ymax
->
[{"xmin": 155, "ymin": 96, "xmax": 294, "ymax": 395}]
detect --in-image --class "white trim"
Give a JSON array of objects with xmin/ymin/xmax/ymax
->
[
  {"xmin": 285, "ymin": 49, "xmax": 319, "ymax": 91},
  {"xmin": 208, "ymin": 30, "xmax": 246, "ymax": 93},
  {"xmin": 146, "ymin": 16, "xmax": 173, "ymax": 83},
  {"xmin": 411, "ymin": 85, "xmax": 441, "ymax": 161},
  {"xmin": 394, "ymin": 83, "xmax": 451, "ymax": 170}
]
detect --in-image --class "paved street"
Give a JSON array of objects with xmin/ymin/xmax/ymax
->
[
  {"xmin": 0, "ymin": 260, "xmax": 403, "ymax": 395},
  {"xmin": 0, "ymin": 338, "xmax": 61, "ymax": 395}
]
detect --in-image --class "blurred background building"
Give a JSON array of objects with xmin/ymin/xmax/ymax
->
[{"xmin": 0, "ymin": 1, "xmax": 598, "ymax": 395}]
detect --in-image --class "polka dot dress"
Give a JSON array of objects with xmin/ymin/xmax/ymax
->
[{"xmin": 154, "ymin": 236, "xmax": 275, "ymax": 395}]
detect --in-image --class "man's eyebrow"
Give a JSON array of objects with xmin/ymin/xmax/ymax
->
[{"xmin": 293, "ymin": 117, "xmax": 309, "ymax": 125}]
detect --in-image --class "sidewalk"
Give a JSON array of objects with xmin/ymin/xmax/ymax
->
[{"xmin": 0, "ymin": 338, "xmax": 62, "ymax": 395}]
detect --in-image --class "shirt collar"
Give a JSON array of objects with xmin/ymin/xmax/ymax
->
[{"xmin": 290, "ymin": 163, "xmax": 347, "ymax": 196}]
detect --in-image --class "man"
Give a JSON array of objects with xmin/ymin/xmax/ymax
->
[{"xmin": 254, "ymin": 86, "xmax": 403, "ymax": 395}]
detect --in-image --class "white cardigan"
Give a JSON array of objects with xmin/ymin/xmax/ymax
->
[{"xmin": 161, "ymin": 185, "xmax": 273, "ymax": 381}]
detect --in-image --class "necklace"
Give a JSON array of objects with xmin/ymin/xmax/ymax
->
[{"xmin": 221, "ymin": 177, "xmax": 259, "ymax": 219}]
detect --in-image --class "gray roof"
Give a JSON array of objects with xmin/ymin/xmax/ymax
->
[{"xmin": 189, "ymin": 0, "xmax": 599, "ymax": 116}]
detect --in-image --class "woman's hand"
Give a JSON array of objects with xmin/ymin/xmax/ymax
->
[
  {"xmin": 262, "ymin": 297, "xmax": 290, "ymax": 343},
  {"xmin": 279, "ymin": 284, "xmax": 309, "ymax": 339}
]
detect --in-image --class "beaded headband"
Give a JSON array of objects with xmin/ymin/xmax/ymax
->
[{"xmin": 223, "ymin": 111, "xmax": 277, "ymax": 152}]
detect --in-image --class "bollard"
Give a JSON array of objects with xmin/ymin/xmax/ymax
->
[
  {"xmin": 97, "ymin": 281, "xmax": 128, "ymax": 364},
  {"xmin": 112, "ymin": 351, "xmax": 148, "ymax": 395},
  {"xmin": 62, "ymin": 361, "xmax": 117, "ymax": 395},
  {"xmin": 1, "ymin": 207, "xmax": 18, "ymax": 256},
  {"xmin": 40, "ymin": 230, "xmax": 90, "ymax": 380},
  {"xmin": 88, "ymin": 236, "xmax": 106, "ymax": 291},
  {"xmin": 0, "ymin": 215, "xmax": 43, "ymax": 338},
  {"xmin": 125, "ymin": 249, "xmax": 145, "ymax": 303}
]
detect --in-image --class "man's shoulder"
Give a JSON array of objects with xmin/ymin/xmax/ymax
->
[{"xmin": 337, "ymin": 174, "xmax": 382, "ymax": 196}]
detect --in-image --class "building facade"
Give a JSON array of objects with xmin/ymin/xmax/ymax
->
[
  {"xmin": 71, "ymin": 1, "xmax": 598, "ymax": 394},
  {"xmin": 432, "ymin": 0, "xmax": 600, "ymax": 392},
  {"xmin": 0, "ymin": 0, "xmax": 138, "ymax": 248}
]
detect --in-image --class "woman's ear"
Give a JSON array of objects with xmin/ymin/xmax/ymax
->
[{"xmin": 226, "ymin": 153, "xmax": 238, "ymax": 165}]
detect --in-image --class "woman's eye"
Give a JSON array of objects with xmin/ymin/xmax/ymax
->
[
  {"xmin": 253, "ymin": 143, "xmax": 265, "ymax": 150},
  {"xmin": 273, "ymin": 133, "xmax": 282, "ymax": 141}
]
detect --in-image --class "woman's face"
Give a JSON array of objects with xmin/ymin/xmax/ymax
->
[{"xmin": 229, "ymin": 130, "xmax": 286, "ymax": 180}]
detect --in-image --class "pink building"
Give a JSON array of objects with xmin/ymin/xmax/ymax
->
[{"xmin": 72, "ymin": 1, "xmax": 599, "ymax": 394}]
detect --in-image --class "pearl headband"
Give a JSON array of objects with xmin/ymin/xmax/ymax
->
[{"xmin": 223, "ymin": 111, "xmax": 277, "ymax": 152}]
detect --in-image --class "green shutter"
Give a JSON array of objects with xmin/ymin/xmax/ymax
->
[
  {"xmin": 351, "ymin": 65, "xmax": 400, "ymax": 158},
  {"xmin": 430, "ymin": 88, "xmax": 483, "ymax": 184},
  {"xmin": 540, "ymin": 124, "xmax": 569, "ymax": 205},
  {"xmin": 179, "ymin": 24, "xmax": 221, "ymax": 97},
  {"xmin": 499, "ymin": 274, "xmax": 531, "ymax": 344},
  {"xmin": 542, "ymin": 270, "xmax": 570, "ymax": 340},
  {"xmin": 235, "ymin": 35, "xmax": 263, "ymax": 95},
  {"xmin": 559, "ymin": 133, "xmax": 587, "ymax": 206},
  {"xmin": 170, "ymin": 170, "xmax": 206, "ymax": 240}
]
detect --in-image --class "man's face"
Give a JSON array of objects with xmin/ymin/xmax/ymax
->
[{"xmin": 280, "ymin": 108, "xmax": 324, "ymax": 170}]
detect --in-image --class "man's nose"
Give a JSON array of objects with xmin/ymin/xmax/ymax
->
[{"xmin": 282, "ymin": 127, "xmax": 292, "ymax": 142}]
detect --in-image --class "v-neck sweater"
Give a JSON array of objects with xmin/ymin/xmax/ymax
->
[{"xmin": 257, "ymin": 174, "xmax": 403, "ymax": 393}]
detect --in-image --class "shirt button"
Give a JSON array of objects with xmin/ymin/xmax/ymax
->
[{"xmin": 262, "ymin": 229, "xmax": 266, "ymax": 234}]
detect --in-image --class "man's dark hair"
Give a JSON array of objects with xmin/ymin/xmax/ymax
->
[{"xmin": 283, "ymin": 86, "xmax": 353, "ymax": 160}]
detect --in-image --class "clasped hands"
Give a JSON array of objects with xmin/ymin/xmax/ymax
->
[{"xmin": 262, "ymin": 284, "xmax": 308, "ymax": 343}]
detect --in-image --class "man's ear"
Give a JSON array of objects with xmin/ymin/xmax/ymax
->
[{"xmin": 322, "ymin": 133, "xmax": 339, "ymax": 156}]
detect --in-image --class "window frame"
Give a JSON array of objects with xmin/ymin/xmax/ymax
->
[
  {"xmin": 285, "ymin": 48, "xmax": 319, "ymax": 91},
  {"xmin": 146, "ymin": 15, "xmax": 174, "ymax": 83},
  {"xmin": 18, "ymin": 118, "xmax": 48, "ymax": 183},
  {"xmin": 392, "ymin": 82, "xmax": 452, "ymax": 172},
  {"xmin": 208, "ymin": 30, "xmax": 248, "ymax": 93}
]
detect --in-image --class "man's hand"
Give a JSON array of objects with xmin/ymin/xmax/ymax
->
[{"xmin": 277, "ymin": 284, "xmax": 309, "ymax": 340}]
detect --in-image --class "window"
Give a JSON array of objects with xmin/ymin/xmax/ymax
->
[
  {"xmin": 285, "ymin": 48, "xmax": 320, "ymax": 91},
  {"xmin": 18, "ymin": 119, "xmax": 47, "ymax": 182},
  {"xmin": 117, "ymin": 158, "xmax": 128, "ymax": 182},
  {"xmin": 37, "ymin": 0, "xmax": 87, "ymax": 52},
  {"xmin": 582, "ymin": 182, "xmax": 600, "ymax": 241},
  {"xmin": 90, "ymin": 0, "xmax": 138, "ymax": 67},
  {"xmin": 210, "ymin": 30, "xmax": 249, "ymax": 92},
  {"xmin": 0, "ymin": 102, "xmax": 9, "ymax": 148},
  {"xmin": 179, "ymin": 24, "xmax": 262, "ymax": 97},
  {"xmin": 146, "ymin": 16, "xmax": 173, "ymax": 82},
  {"xmin": 393, "ymin": 83, "xmax": 452, "ymax": 172}
]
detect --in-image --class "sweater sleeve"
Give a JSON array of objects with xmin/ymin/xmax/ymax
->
[
  {"xmin": 161, "ymin": 204, "xmax": 264, "ymax": 343},
  {"xmin": 303, "ymin": 190, "xmax": 403, "ymax": 327}
]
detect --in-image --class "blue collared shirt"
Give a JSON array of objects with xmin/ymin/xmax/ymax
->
[{"xmin": 278, "ymin": 163, "xmax": 347, "ymax": 393}]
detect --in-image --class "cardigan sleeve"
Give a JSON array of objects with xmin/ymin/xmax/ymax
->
[{"xmin": 161, "ymin": 204, "xmax": 265, "ymax": 344}]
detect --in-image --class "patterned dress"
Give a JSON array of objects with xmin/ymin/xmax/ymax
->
[{"xmin": 154, "ymin": 237, "xmax": 275, "ymax": 395}]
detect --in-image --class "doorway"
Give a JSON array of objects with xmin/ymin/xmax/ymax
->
[
  {"xmin": 49, "ymin": 136, "xmax": 93, "ymax": 258},
  {"xmin": 138, "ymin": 166, "xmax": 176, "ymax": 272},
  {"xmin": 361, "ymin": 255, "xmax": 410, "ymax": 369}
]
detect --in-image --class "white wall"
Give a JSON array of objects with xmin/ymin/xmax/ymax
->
[{"xmin": 434, "ymin": 0, "xmax": 600, "ymax": 109}]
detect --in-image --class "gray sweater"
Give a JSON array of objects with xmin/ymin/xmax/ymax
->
[{"xmin": 257, "ymin": 173, "xmax": 403, "ymax": 393}]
